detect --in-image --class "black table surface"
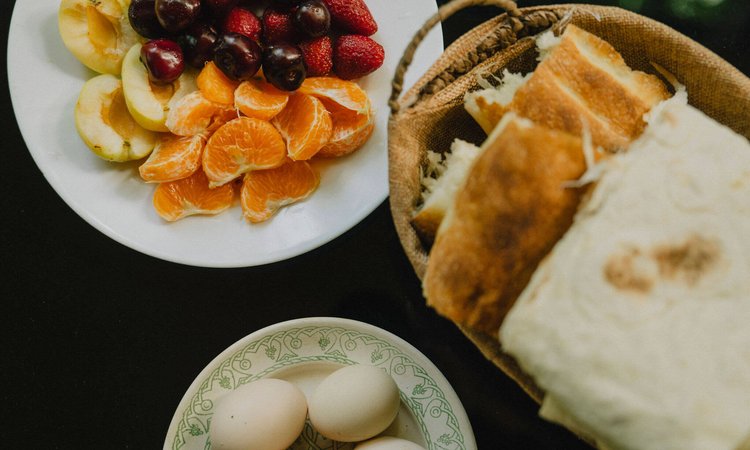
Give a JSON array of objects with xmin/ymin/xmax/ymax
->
[{"xmin": 2, "ymin": 1, "xmax": 748, "ymax": 448}]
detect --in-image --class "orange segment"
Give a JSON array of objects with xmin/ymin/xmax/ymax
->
[
  {"xmin": 234, "ymin": 78, "xmax": 290, "ymax": 121},
  {"xmin": 317, "ymin": 97, "xmax": 375, "ymax": 158},
  {"xmin": 197, "ymin": 61, "xmax": 240, "ymax": 105},
  {"xmin": 240, "ymin": 159, "xmax": 320, "ymax": 223},
  {"xmin": 139, "ymin": 134, "xmax": 206, "ymax": 183},
  {"xmin": 165, "ymin": 90, "xmax": 237, "ymax": 137},
  {"xmin": 298, "ymin": 77, "xmax": 369, "ymax": 114},
  {"xmin": 153, "ymin": 169, "xmax": 234, "ymax": 222},
  {"xmin": 271, "ymin": 93, "xmax": 332, "ymax": 161},
  {"xmin": 202, "ymin": 116, "xmax": 287, "ymax": 187}
]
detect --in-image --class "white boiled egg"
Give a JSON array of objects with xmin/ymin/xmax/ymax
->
[
  {"xmin": 309, "ymin": 364, "xmax": 401, "ymax": 442},
  {"xmin": 209, "ymin": 378, "xmax": 307, "ymax": 450},
  {"xmin": 354, "ymin": 436, "xmax": 427, "ymax": 450}
]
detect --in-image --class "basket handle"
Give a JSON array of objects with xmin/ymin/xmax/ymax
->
[{"xmin": 389, "ymin": 0, "xmax": 521, "ymax": 114}]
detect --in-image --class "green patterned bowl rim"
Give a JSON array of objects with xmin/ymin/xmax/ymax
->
[{"xmin": 163, "ymin": 317, "xmax": 476, "ymax": 450}]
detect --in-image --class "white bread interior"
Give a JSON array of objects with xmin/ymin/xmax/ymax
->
[
  {"xmin": 464, "ymin": 70, "xmax": 532, "ymax": 134},
  {"xmin": 411, "ymin": 138, "xmax": 482, "ymax": 242}
]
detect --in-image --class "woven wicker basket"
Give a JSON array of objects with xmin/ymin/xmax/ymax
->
[{"xmin": 388, "ymin": 0, "xmax": 750, "ymax": 408}]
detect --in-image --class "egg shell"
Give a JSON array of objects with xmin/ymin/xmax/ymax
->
[
  {"xmin": 209, "ymin": 378, "xmax": 307, "ymax": 450},
  {"xmin": 309, "ymin": 364, "xmax": 401, "ymax": 442},
  {"xmin": 354, "ymin": 436, "xmax": 427, "ymax": 450}
]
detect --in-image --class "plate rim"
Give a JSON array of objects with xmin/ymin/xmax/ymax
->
[{"xmin": 163, "ymin": 317, "xmax": 477, "ymax": 450}]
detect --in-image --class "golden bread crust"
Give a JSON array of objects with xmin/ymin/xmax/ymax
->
[
  {"xmin": 411, "ymin": 207, "xmax": 443, "ymax": 246},
  {"xmin": 472, "ymin": 96, "xmax": 510, "ymax": 134},
  {"xmin": 485, "ymin": 25, "xmax": 670, "ymax": 150},
  {"xmin": 423, "ymin": 120, "xmax": 588, "ymax": 334}
]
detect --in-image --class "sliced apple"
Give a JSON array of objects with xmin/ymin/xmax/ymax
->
[
  {"xmin": 75, "ymin": 74, "xmax": 158, "ymax": 162},
  {"xmin": 58, "ymin": 0, "xmax": 139, "ymax": 75},
  {"xmin": 121, "ymin": 44, "xmax": 198, "ymax": 132}
]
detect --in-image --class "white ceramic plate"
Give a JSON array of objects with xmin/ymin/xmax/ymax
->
[
  {"xmin": 164, "ymin": 317, "xmax": 476, "ymax": 450},
  {"xmin": 7, "ymin": 1, "xmax": 443, "ymax": 268}
]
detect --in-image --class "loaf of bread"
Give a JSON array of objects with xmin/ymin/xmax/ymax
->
[{"xmin": 414, "ymin": 25, "xmax": 669, "ymax": 246}]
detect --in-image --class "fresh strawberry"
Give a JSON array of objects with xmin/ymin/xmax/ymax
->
[
  {"xmin": 223, "ymin": 7, "xmax": 262, "ymax": 42},
  {"xmin": 320, "ymin": 0, "xmax": 377, "ymax": 36},
  {"xmin": 333, "ymin": 35, "xmax": 384, "ymax": 80},
  {"xmin": 299, "ymin": 35, "xmax": 333, "ymax": 76},
  {"xmin": 262, "ymin": 7, "xmax": 302, "ymax": 45}
]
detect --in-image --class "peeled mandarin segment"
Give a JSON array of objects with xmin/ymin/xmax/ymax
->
[
  {"xmin": 298, "ymin": 77, "xmax": 369, "ymax": 114},
  {"xmin": 240, "ymin": 159, "xmax": 320, "ymax": 223},
  {"xmin": 317, "ymin": 97, "xmax": 375, "ymax": 158},
  {"xmin": 153, "ymin": 169, "xmax": 235, "ymax": 222},
  {"xmin": 202, "ymin": 117, "xmax": 287, "ymax": 187},
  {"xmin": 271, "ymin": 93, "xmax": 333, "ymax": 161},
  {"xmin": 139, "ymin": 134, "xmax": 206, "ymax": 183},
  {"xmin": 165, "ymin": 90, "xmax": 237, "ymax": 137},
  {"xmin": 204, "ymin": 107, "xmax": 238, "ymax": 134},
  {"xmin": 197, "ymin": 61, "xmax": 240, "ymax": 105},
  {"xmin": 234, "ymin": 78, "xmax": 290, "ymax": 121}
]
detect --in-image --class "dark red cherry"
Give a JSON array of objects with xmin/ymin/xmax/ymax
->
[
  {"xmin": 203, "ymin": 0, "xmax": 240, "ymax": 16},
  {"xmin": 178, "ymin": 23, "xmax": 219, "ymax": 69},
  {"xmin": 262, "ymin": 44, "xmax": 307, "ymax": 91},
  {"xmin": 140, "ymin": 39, "xmax": 185, "ymax": 83},
  {"xmin": 155, "ymin": 0, "xmax": 202, "ymax": 33},
  {"xmin": 213, "ymin": 32, "xmax": 263, "ymax": 81},
  {"xmin": 128, "ymin": 0, "xmax": 166, "ymax": 39},
  {"xmin": 293, "ymin": 0, "xmax": 330, "ymax": 38}
]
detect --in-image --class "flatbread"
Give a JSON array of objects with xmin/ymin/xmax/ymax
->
[{"xmin": 500, "ymin": 94, "xmax": 750, "ymax": 450}]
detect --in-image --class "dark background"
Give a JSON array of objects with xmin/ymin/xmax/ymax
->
[{"xmin": 2, "ymin": 0, "xmax": 748, "ymax": 448}]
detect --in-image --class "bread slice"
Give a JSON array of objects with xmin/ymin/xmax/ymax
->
[
  {"xmin": 466, "ymin": 25, "xmax": 670, "ymax": 151},
  {"xmin": 412, "ymin": 139, "xmax": 481, "ymax": 243},
  {"xmin": 423, "ymin": 116, "xmax": 588, "ymax": 334},
  {"xmin": 464, "ymin": 70, "xmax": 532, "ymax": 135}
]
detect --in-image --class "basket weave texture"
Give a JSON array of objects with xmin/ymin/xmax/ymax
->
[{"xmin": 388, "ymin": 1, "xmax": 750, "ymax": 404}]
